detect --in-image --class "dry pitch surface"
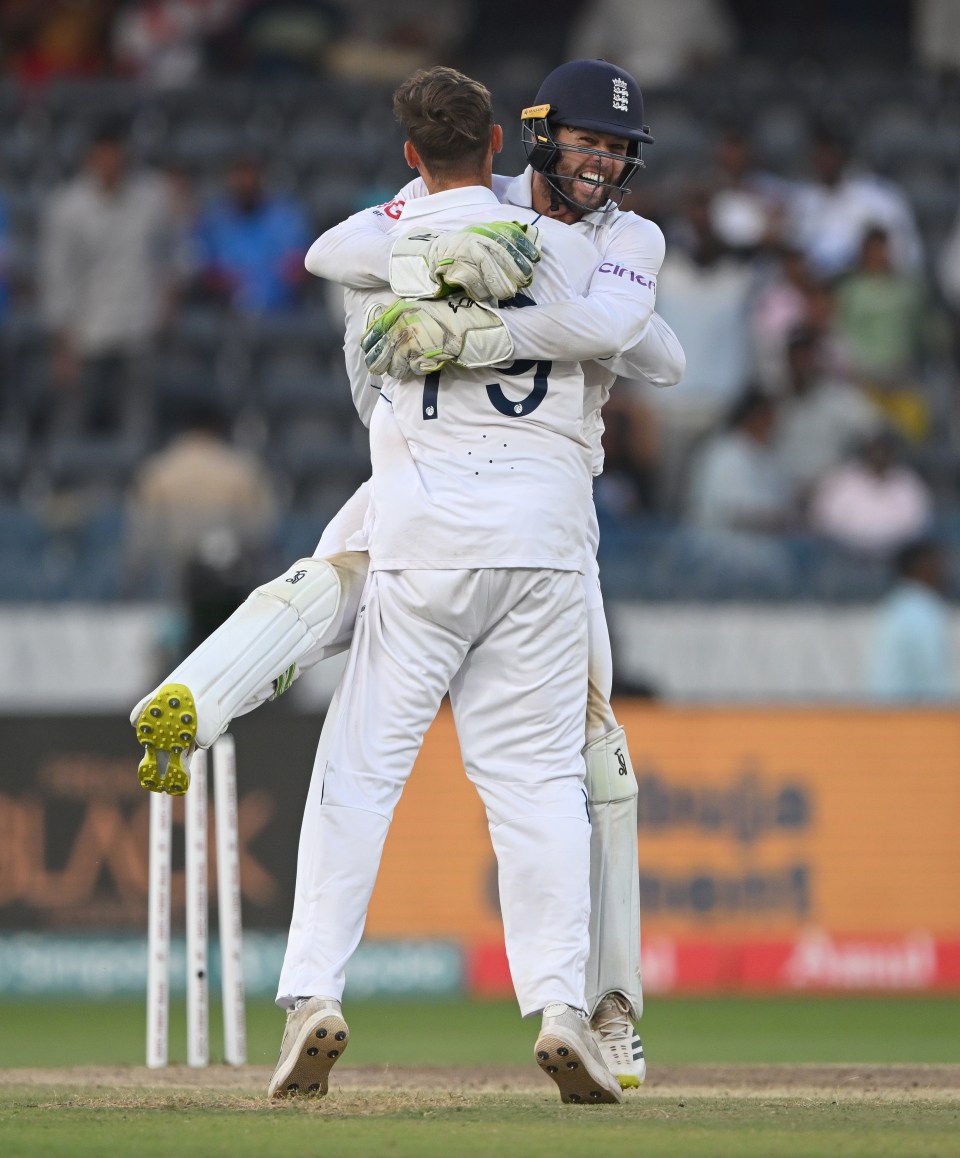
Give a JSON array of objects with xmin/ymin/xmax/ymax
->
[
  {"xmin": 4, "ymin": 1064, "xmax": 960, "ymax": 1158},
  {"xmin": 5, "ymin": 1062, "xmax": 960, "ymax": 1098}
]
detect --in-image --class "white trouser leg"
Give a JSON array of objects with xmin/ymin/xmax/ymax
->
[
  {"xmin": 275, "ymin": 679, "xmax": 342, "ymax": 1009},
  {"xmin": 278, "ymin": 568, "xmax": 591, "ymax": 1014},
  {"xmin": 276, "ymin": 570, "xmax": 473, "ymax": 1005},
  {"xmin": 583, "ymin": 586, "xmax": 642, "ymax": 1018},
  {"xmin": 452, "ymin": 569, "xmax": 591, "ymax": 1017}
]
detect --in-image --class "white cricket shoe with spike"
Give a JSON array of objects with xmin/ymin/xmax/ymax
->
[
  {"xmin": 534, "ymin": 1002, "xmax": 623, "ymax": 1104},
  {"xmin": 591, "ymin": 991, "xmax": 646, "ymax": 1088},
  {"xmin": 268, "ymin": 997, "xmax": 349, "ymax": 1099}
]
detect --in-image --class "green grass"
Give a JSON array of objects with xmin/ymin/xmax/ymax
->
[
  {"xmin": 2, "ymin": 998, "xmax": 958, "ymax": 1157},
  {"xmin": 1, "ymin": 995, "xmax": 960, "ymax": 1068},
  {"xmin": 1, "ymin": 1088, "xmax": 958, "ymax": 1158}
]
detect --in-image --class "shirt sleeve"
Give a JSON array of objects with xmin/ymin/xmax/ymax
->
[
  {"xmin": 598, "ymin": 310, "xmax": 685, "ymax": 386},
  {"xmin": 304, "ymin": 204, "xmax": 395, "ymax": 287},
  {"xmin": 501, "ymin": 215, "xmax": 665, "ymax": 361},
  {"xmin": 304, "ymin": 177, "xmax": 429, "ymax": 287}
]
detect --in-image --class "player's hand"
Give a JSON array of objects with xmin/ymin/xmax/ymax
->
[
  {"xmin": 389, "ymin": 221, "xmax": 541, "ymax": 304},
  {"xmin": 362, "ymin": 295, "xmax": 515, "ymax": 378}
]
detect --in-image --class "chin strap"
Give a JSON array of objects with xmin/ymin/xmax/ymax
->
[{"xmin": 544, "ymin": 170, "xmax": 623, "ymax": 217}]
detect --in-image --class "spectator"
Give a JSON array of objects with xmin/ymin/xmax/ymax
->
[
  {"xmin": 683, "ymin": 387, "xmax": 797, "ymax": 591},
  {"xmin": 0, "ymin": 0, "xmax": 114, "ymax": 84},
  {"xmin": 39, "ymin": 118, "xmax": 181, "ymax": 438},
  {"xmin": 786, "ymin": 124, "xmax": 923, "ymax": 279},
  {"xmin": 569, "ymin": 0, "xmax": 737, "ymax": 88},
  {"xmin": 709, "ymin": 125, "xmax": 793, "ymax": 257},
  {"xmin": 126, "ymin": 398, "xmax": 278, "ymax": 595},
  {"xmin": 867, "ymin": 538, "xmax": 954, "ymax": 702},
  {"xmin": 775, "ymin": 326, "xmax": 885, "ymax": 497},
  {"xmin": 209, "ymin": 0, "xmax": 346, "ymax": 78},
  {"xmin": 327, "ymin": 0, "xmax": 468, "ymax": 83},
  {"xmin": 686, "ymin": 387, "xmax": 795, "ymax": 532},
  {"xmin": 112, "ymin": 0, "xmax": 242, "ymax": 87},
  {"xmin": 651, "ymin": 188, "xmax": 755, "ymax": 509},
  {"xmin": 751, "ymin": 244, "xmax": 816, "ymax": 389},
  {"xmin": 800, "ymin": 277, "xmax": 848, "ymax": 379},
  {"xmin": 180, "ymin": 530, "xmax": 259, "ymax": 656},
  {"xmin": 834, "ymin": 226, "xmax": 927, "ymax": 441},
  {"xmin": 808, "ymin": 430, "xmax": 932, "ymax": 557},
  {"xmin": 913, "ymin": 0, "xmax": 960, "ymax": 77},
  {"xmin": 191, "ymin": 154, "xmax": 311, "ymax": 313}
]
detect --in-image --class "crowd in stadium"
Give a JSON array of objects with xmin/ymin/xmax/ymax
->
[{"xmin": 1, "ymin": 1, "xmax": 960, "ymax": 603}]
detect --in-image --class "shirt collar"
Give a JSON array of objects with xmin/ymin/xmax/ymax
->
[
  {"xmin": 503, "ymin": 169, "xmax": 534, "ymax": 209},
  {"xmin": 397, "ymin": 184, "xmax": 502, "ymax": 222}
]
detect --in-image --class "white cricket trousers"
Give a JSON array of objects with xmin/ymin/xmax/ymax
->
[{"xmin": 278, "ymin": 566, "xmax": 591, "ymax": 1017}]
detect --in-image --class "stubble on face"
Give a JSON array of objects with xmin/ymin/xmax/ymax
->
[{"xmin": 529, "ymin": 126, "xmax": 629, "ymax": 220}]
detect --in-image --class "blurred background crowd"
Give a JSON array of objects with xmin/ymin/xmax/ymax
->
[{"xmin": 2, "ymin": 0, "xmax": 960, "ymax": 698}]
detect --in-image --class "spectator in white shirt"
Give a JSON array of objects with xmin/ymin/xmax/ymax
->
[
  {"xmin": 652, "ymin": 188, "xmax": 755, "ymax": 508},
  {"xmin": 786, "ymin": 125, "xmax": 923, "ymax": 279},
  {"xmin": 686, "ymin": 387, "xmax": 795, "ymax": 532},
  {"xmin": 568, "ymin": 0, "xmax": 737, "ymax": 87},
  {"xmin": 39, "ymin": 118, "xmax": 180, "ymax": 438}
]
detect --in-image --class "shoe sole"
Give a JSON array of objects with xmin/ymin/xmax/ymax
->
[
  {"xmin": 135, "ymin": 683, "xmax": 197, "ymax": 795},
  {"xmin": 268, "ymin": 1011, "xmax": 349, "ymax": 1099},
  {"xmin": 535, "ymin": 1031, "xmax": 622, "ymax": 1105}
]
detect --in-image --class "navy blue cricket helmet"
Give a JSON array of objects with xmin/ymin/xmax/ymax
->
[{"xmin": 521, "ymin": 59, "xmax": 654, "ymax": 210}]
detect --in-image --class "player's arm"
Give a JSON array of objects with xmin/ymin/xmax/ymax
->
[
  {"xmin": 305, "ymin": 175, "xmax": 431, "ymax": 285},
  {"xmin": 596, "ymin": 310, "xmax": 685, "ymax": 388},
  {"xmin": 500, "ymin": 216, "xmax": 665, "ymax": 362},
  {"xmin": 342, "ymin": 287, "xmax": 396, "ymax": 426},
  {"xmin": 363, "ymin": 219, "xmax": 671, "ymax": 378},
  {"xmin": 304, "ymin": 202, "xmax": 400, "ymax": 288},
  {"xmin": 304, "ymin": 177, "xmax": 538, "ymax": 303}
]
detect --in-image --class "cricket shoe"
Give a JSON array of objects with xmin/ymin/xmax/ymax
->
[
  {"xmin": 134, "ymin": 683, "xmax": 197, "ymax": 795},
  {"xmin": 268, "ymin": 997, "xmax": 349, "ymax": 1099},
  {"xmin": 591, "ymin": 991, "xmax": 646, "ymax": 1089},
  {"xmin": 535, "ymin": 1003, "xmax": 622, "ymax": 1104}
]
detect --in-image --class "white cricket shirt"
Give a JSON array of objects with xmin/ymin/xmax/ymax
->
[{"xmin": 363, "ymin": 185, "xmax": 598, "ymax": 572}]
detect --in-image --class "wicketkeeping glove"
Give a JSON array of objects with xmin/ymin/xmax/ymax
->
[
  {"xmin": 361, "ymin": 294, "xmax": 515, "ymax": 379},
  {"xmin": 389, "ymin": 221, "xmax": 542, "ymax": 304}
]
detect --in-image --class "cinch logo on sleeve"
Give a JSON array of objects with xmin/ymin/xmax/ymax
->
[{"xmin": 598, "ymin": 262, "xmax": 655, "ymax": 290}]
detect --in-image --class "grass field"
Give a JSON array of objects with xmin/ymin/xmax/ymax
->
[{"xmin": 2, "ymin": 996, "xmax": 959, "ymax": 1157}]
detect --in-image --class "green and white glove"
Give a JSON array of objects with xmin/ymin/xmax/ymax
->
[
  {"xmin": 389, "ymin": 221, "xmax": 542, "ymax": 304},
  {"xmin": 362, "ymin": 294, "xmax": 515, "ymax": 378}
]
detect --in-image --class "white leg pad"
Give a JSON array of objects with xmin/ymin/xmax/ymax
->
[
  {"xmin": 584, "ymin": 725, "xmax": 642, "ymax": 1019},
  {"xmin": 131, "ymin": 553, "xmax": 368, "ymax": 748}
]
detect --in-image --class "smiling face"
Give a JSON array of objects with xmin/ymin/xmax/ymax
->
[{"xmin": 531, "ymin": 125, "xmax": 631, "ymax": 221}]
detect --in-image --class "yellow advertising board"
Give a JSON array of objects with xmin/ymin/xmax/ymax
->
[{"xmin": 367, "ymin": 705, "xmax": 960, "ymax": 946}]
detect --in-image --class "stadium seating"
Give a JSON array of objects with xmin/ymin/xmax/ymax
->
[{"xmin": 1, "ymin": 66, "xmax": 958, "ymax": 602}]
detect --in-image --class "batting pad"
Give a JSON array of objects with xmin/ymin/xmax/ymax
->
[
  {"xmin": 583, "ymin": 726, "xmax": 642, "ymax": 1019},
  {"xmin": 131, "ymin": 554, "xmax": 367, "ymax": 748}
]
